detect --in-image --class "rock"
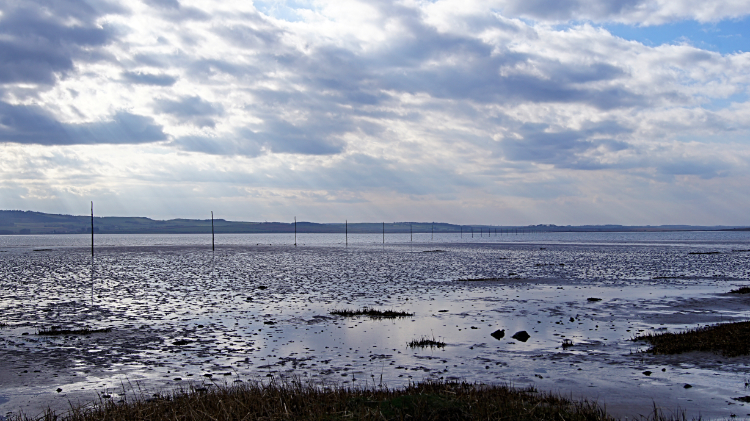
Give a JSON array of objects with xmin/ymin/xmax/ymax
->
[
  {"xmin": 257, "ymin": 286, "xmax": 268, "ymax": 290},
  {"xmin": 490, "ymin": 329, "xmax": 505, "ymax": 340},
  {"xmin": 684, "ymin": 384, "xmax": 692, "ymax": 389},
  {"xmin": 643, "ymin": 371, "xmax": 652, "ymax": 376},
  {"xmin": 587, "ymin": 297, "xmax": 602, "ymax": 302},
  {"xmin": 512, "ymin": 331, "xmax": 530, "ymax": 342},
  {"xmin": 56, "ymin": 388, "xmax": 62, "ymax": 393}
]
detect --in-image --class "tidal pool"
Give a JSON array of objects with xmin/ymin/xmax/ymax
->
[{"xmin": 1, "ymin": 232, "xmax": 750, "ymax": 420}]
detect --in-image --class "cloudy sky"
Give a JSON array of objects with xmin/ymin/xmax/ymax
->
[{"xmin": 1, "ymin": 0, "xmax": 749, "ymax": 225}]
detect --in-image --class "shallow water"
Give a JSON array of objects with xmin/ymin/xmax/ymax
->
[{"xmin": 1, "ymin": 232, "xmax": 750, "ymax": 420}]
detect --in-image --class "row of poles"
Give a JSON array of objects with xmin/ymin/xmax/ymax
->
[{"xmin": 88, "ymin": 202, "xmax": 543, "ymax": 256}]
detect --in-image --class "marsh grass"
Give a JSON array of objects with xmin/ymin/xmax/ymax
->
[
  {"xmin": 330, "ymin": 307, "xmax": 414, "ymax": 319},
  {"xmin": 37, "ymin": 326, "xmax": 112, "ymax": 336},
  {"xmin": 729, "ymin": 286, "xmax": 750, "ymax": 294},
  {"xmin": 634, "ymin": 321, "xmax": 750, "ymax": 357},
  {"xmin": 8, "ymin": 379, "xmax": 616, "ymax": 421},
  {"xmin": 408, "ymin": 336, "xmax": 446, "ymax": 349}
]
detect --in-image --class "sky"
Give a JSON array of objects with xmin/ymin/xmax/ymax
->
[{"xmin": 1, "ymin": 0, "xmax": 749, "ymax": 225}]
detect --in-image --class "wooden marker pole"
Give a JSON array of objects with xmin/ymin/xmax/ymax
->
[
  {"xmin": 345, "ymin": 220, "xmax": 348, "ymax": 247},
  {"xmin": 211, "ymin": 211, "xmax": 215, "ymax": 251},
  {"xmin": 410, "ymin": 223, "xmax": 412, "ymax": 243},
  {"xmin": 294, "ymin": 216, "xmax": 297, "ymax": 246},
  {"xmin": 90, "ymin": 201, "xmax": 94, "ymax": 257},
  {"xmin": 382, "ymin": 222, "xmax": 385, "ymax": 244},
  {"xmin": 431, "ymin": 223, "xmax": 434, "ymax": 241}
]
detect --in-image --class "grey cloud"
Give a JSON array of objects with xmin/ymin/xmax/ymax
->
[
  {"xmin": 498, "ymin": 0, "xmax": 644, "ymax": 22},
  {"xmin": 144, "ymin": 0, "xmax": 210, "ymax": 21},
  {"xmin": 121, "ymin": 71, "xmax": 177, "ymax": 86},
  {"xmin": 501, "ymin": 120, "xmax": 633, "ymax": 169},
  {"xmin": 170, "ymin": 135, "xmax": 262, "ymax": 156},
  {"xmin": 0, "ymin": 102, "xmax": 166, "ymax": 145},
  {"xmin": 154, "ymin": 96, "xmax": 223, "ymax": 127},
  {"xmin": 0, "ymin": 1, "xmax": 120, "ymax": 85}
]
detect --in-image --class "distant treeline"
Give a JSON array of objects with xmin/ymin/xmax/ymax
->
[{"xmin": 0, "ymin": 210, "xmax": 745, "ymax": 235}]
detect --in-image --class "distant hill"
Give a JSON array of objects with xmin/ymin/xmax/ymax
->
[{"xmin": 0, "ymin": 210, "xmax": 745, "ymax": 235}]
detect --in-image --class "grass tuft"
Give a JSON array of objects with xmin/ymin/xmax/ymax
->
[
  {"xmin": 37, "ymin": 326, "xmax": 112, "ymax": 336},
  {"xmin": 7, "ymin": 379, "xmax": 617, "ymax": 421},
  {"xmin": 408, "ymin": 336, "xmax": 446, "ymax": 349},
  {"xmin": 330, "ymin": 307, "xmax": 414, "ymax": 319},
  {"xmin": 634, "ymin": 321, "xmax": 750, "ymax": 357}
]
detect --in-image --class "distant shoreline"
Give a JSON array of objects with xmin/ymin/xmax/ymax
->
[{"xmin": 0, "ymin": 210, "xmax": 747, "ymax": 235}]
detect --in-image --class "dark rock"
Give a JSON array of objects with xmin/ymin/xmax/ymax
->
[
  {"xmin": 490, "ymin": 329, "xmax": 505, "ymax": 340},
  {"xmin": 684, "ymin": 384, "xmax": 692, "ymax": 389},
  {"xmin": 512, "ymin": 331, "xmax": 530, "ymax": 342},
  {"xmin": 56, "ymin": 388, "xmax": 62, "ymax": 393},
  {"xmin": 587, "ymin": 297, "xmax": 602, "ymax": 302},
  {"xmin": 264, "ymin": 321, "xmax": 275, "ymax": 325},
  {"xmin": 643, "ymin": 371, "xmax": 652, "ymax": 376},
  {"xmin": 257, "ymin": 286, "xmax": 268, "ymax": 290},
  {"xmin": 438, "ymin": 310, "xmax": 448, "ymax": 312},
  {"xmin": 174, "ymin": 339, "xmax": 192, "ymax": 346}
]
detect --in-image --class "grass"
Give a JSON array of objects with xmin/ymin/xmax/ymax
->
[
  {"xmin": 37, "ymin": 326, "xmax": 112, "ymax": 336},
  {"xmin": 330, "ymin": 307, "xmax": 414, "ymax": 319},
  {"xmin": 634, "ymin": 321, "xmax": 750, "ymax": 357},
  {"xmin": 407, "ymin": 336, "xmax": 446, "ymax": 349},
  {"xmin": 729, "ymin": 286, "xmax": 750, "ymax": 294},
  {"xmin": 8, "ymin": 379, "xmax": 616, "ymax": 421}
]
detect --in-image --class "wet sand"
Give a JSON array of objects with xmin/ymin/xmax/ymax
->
[{"xmin": 1, "ymin": 236, "xmax": 750, "ymax": 420}]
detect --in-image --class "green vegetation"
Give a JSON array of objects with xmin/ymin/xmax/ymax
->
[
  {"xmin": 2, "ymin": 210, "xmax": 741, "ymax": 235},
  {"xmin": 8, "ymin": 379, "xmax": 615, "ymax": 421},
  {"xmin": 634, "ymin": 321, "xmax": 750, "ymax": 357},
  {"xmin": 330, "ymin": 307, "xmax": 414, "ymax": 319}
]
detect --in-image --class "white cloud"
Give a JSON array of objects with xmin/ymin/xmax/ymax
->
[{"xmin": 0, "ymin": 0, "xmax": 749, "ymax": 224}]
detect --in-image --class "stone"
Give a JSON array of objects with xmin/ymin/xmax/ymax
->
[
  {"xmin": 512, "ymin": 331, "xmax": 530, "ymax": 342},
  {"xmin": 490, "ymin": 329, "xmax": 505, "ymax": 340}
]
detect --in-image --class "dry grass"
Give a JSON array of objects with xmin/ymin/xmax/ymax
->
[
  {"xmin": 329, "ymin": 307, "xmax": 414, "ymax": 319},
  {"xmin": 408, "ymin": 336, "xmax": 446, "ymax": 349},
  {"xmin": 9, "ymin": 379, "xmax": 617, "ymax": 421},
  {"xmin": 634, "ymin": 321, "xmax": 750, "ymax": 357},
  {"xmin": 37, "ymin": 326, "xmax": 112, "ymax": 336}
]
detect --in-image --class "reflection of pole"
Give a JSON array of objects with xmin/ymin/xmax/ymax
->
[
  {"xmin": 211, "ymin": 211, "xmax": 215, "ymax": 251},
  {"xmin": 294, "ymin": 216, "xmax": 297, "ymax": 246},
  {"xmin": 90, "ymin": 201, "xmax": 94, "ymax": 257}
]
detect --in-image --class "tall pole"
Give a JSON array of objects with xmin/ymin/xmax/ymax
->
[
  {"xmin": 382, "ymin": 222, "xmax": 385, "ymax": 244},
  {"xmin": 294, "ymin": 216, "xmax": 297, "ymax": 246},
  {"xmin": 90, "ymin": 201, "xmax": 94, "ymax": 257},
  {"xmin": 345, "ymin": 220, "xmax": 348, "ymax": 247},
  {"xmin": 410, "ymin": 223, "xmax": 412, "ymax": 243},
  {"xmin": 461, "ymin": 226, "xmax": 462, "ymax": 238},
  {"xmin": 431, "ymin": 223, "xmax": 434, "ymax": 241},
  {"xmin": 211, "ymin": 211, "xmax": 215, "ymax": 251}
]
